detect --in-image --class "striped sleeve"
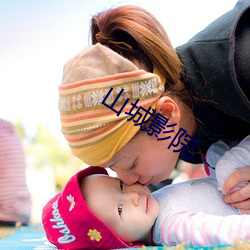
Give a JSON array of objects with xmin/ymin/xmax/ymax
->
[
  {"xmin": 160, "ymin": 210, "xmax": 250, "ymax": 246},
  {"xmin": 0, "ymin": 119, "xmax": 31, "ymax": 224}
]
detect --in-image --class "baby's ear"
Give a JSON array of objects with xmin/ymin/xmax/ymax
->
[{"xmin": 156, "ymin": 96, "xmax": 180, "ymax": 123}]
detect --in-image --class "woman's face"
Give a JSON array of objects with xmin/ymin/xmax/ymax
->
[{"xmin": 100, "ymin": 130, "xmax": 180, "ymax": 186}]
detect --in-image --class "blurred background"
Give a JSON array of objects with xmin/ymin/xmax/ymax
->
[{"xmin": 0, "ymin": 0, "xmax": 238, "ymax": 223}]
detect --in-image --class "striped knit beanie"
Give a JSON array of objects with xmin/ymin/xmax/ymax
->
[{"xmin": 59, "ymin": 43, "xmax": 165, "ymax": 165}]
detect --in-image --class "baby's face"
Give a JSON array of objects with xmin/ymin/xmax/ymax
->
[{"xmin": 84, "ymin": 174, "xmax": 160, "ymax": 244}]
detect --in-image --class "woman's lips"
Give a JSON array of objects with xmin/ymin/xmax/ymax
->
[{"xmin": 143, "ymin": 177, "xmax": 154, "ymax": 186}]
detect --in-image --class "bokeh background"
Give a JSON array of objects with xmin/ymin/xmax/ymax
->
[{"xmin": 0, "ymin": 0, "xmax": 238, "ymax": 223}]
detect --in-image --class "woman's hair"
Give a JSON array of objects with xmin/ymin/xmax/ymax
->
[{"xmin": 90, "ymin": 5, "xmax": 194, "ymax": 107}]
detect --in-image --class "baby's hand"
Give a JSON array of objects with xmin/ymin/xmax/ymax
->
[{"xmin": 223, "ymin": 166, "xmax": 250, "ymax": 214}]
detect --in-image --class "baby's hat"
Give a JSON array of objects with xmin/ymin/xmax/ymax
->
[{"xmin": 42, "ymin": 166, "xmax": 138, "ymax": 249}]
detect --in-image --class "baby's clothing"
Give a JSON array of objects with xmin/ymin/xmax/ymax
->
[{"xmin": 152, "ymin": 135, "xmax": 250, "ymax": 246}]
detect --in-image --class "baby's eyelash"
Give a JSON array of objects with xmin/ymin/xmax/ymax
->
[{"xmin": 118, "ymin": 204, "xmax": 123, "ymax": 216}]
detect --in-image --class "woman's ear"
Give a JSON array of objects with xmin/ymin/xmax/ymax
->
[{"xmin": 156, "ymin": 96, "xmax": 180, "ymax": 123}]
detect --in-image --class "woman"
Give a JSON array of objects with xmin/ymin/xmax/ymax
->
[{"xmin": 59, "ymin": 1, "xmax": 250, "ymax": 211}]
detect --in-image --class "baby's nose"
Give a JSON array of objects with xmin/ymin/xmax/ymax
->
[{"xmin": 126, "ymin": 191, "xmax": 140, "ymax": 206}]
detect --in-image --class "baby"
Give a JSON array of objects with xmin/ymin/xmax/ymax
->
[{"xmin": 42, "ymin": 135, "xmax": 250, "ymax": 249}]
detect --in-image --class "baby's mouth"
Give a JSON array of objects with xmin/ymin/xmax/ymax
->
[{"xmin": 146, "ymin": 196, "xmax": 149, "ymax": 213}]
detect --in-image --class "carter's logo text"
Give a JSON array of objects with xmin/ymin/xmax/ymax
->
[{"xmin": 50, "ymin": 200, "xmax": 76, "ymax": 244}]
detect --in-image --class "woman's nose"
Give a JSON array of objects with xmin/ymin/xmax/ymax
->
[{"xmin": 112, "ymin": 168, "xmax": 139, "ymax": 185}]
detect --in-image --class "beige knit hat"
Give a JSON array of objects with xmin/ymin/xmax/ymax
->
[{"xmin": 59, "ymin": 43, "xmax": 165, "ymax": 165}]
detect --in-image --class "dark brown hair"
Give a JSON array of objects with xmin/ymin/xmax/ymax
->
[{"xmin": 90, "ymin": 5, "xmax": 195, "ymax": 107}]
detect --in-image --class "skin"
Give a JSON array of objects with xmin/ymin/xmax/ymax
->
[
  {"xmin": 82, "ymin": 174, "xmax": 160, "ymax": 244},
  {"xmin": 100, "ymin": 94, "xmax": 250, "ymax": 212},
  {"xmin": 100, "ymin": 95, "xmax": 196, "ymax": 186},
  {"xmin": 223, "ymin": 166, "xmax": 250, "ymax": 213},
  {"xmin": 100, "ymin": 130, "xmax": 179, "ymax": 186}
]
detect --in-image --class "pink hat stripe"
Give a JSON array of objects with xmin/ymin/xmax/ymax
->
[
  {"xmin": 59, "ymin": 70, "xmax": 148, "ymax": 90},
  {"xmin": 60, "ymin": 95, "xmax": 160, "ymax": 126},
  {"xmin": 64, "ymin": 121, "xmax": 125, "ymax": 145}
]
